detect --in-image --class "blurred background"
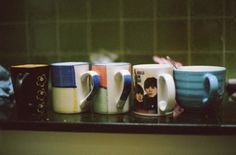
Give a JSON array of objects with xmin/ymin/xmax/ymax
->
[{"xmin": 0, "ymin": 0, "xmax": 235, "ymax": 78}]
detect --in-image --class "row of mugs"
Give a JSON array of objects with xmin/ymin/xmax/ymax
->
[{"xmin": 10, "ymin": 62, "xmax": 226, "ymax": 118}]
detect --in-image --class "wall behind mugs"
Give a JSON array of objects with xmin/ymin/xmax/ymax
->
[{"xmin": 0, "ymin": 0, "xmax": 235, "ymax": 78}]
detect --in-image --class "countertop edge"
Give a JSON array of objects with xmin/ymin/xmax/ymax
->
[{"xmin": 1, "ymin": 120, "xmax": 236, "ymax": 135}]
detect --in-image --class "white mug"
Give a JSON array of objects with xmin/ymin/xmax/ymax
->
[
  {"xmin": 51, "ymin": 62, "xmax": 100, "ymax": 113},
  {"xmin": 92, "ymin": 63, "xmax": 132, "ymax": 114},
  {"xmin": 133, "ymin": 64, "xmax": 176, "ymax": 116}
]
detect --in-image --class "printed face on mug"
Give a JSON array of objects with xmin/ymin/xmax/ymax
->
[
  {"xmin": 133, "ymin": 64, "xmax": 176, "ymax": 116},
  {"xmin": 10, "ymin": 64, "xmax": 49, "ymax": 119},
  {"xmin": 92, "ymin": 63, "xmax": 132, "ymax": 114},
  {"xmin": 50, "ymin": 62, "xmax": 100, "ymax": 113}
]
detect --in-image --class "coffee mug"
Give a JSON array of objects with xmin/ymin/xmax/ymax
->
[
  {"xmin": 92, "ymin": 62, "xmax": 131, "ymax": 114},
  {"xmin": 51, "ymin": 62, "xmax": 100, "ymax": 113},
  {"xmin": 133, "ymin": 64, "xmax": 176, "ymax": 116},
  {"xmin": 174, "ymin": 66, "xmax": 226, "ymax": 111},
  {"xmin": 11, "ymin": 64, "xmax": 49, "ymax": 119}
]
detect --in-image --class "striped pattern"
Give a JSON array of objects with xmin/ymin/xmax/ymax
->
[{"xmin": 174, "ymin": 69, "xmax": 225, "ymax": 110}]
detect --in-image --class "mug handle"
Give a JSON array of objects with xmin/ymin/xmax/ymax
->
[
  {"xmin": 158, "ymin": 73, "xmax": 176, "ymax": 112},
  {"xmin": 80, "ymin": 71, "xmax": 100, "ymax": 109},
  {"xmin": 115, "ymin": 70, "xmax": 132, "ymax": 109},
  {"xmin": 202, "ymin": 73, "xmax": 219, "ymax": 104},
  {"xmin": 15, "ymin": 72, "xmax": 30, "ymax": 90}
]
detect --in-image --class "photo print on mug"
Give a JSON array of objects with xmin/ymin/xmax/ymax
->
[
  {"xmin": 133, "ymin": 70, "xmax": 158, "ymax": 114},
  {"xmin": 133, "ymin": 64, "xmax": 176, "ymax": 116}
]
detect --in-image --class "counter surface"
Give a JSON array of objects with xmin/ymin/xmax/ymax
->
[{"xmin": 1, "ymin": 96, "xmax": 236, "ymax": 135}]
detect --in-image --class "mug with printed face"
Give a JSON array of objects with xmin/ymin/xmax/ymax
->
[
  {"xmin": 174, "ymin": 66, "xmax": 226, "ymax": 111},
  {"xmin": 11, "ymin": 64, "xmax": 49, "ymax": 119},
  {"xmin": 50, "ymin": 62, "xmax": 100, "ymax": 113},
  {"xmin": 92, "ymin": 63, "xmax": 132, "ymax": 114},
  {"xmin": 133, "ymin": 64, "xmax": 176, "ymax": 116}
]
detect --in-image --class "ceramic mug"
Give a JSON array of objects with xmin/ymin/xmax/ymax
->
[
  {"xmin": 92, "ymin": 62, "xmax": 132, "ymax": 114},
  {"xmin": 133, "ymin": 64, "xmax": 176, "ymax": 116},
  {"xmin": 174, "ymin": 66, "xmax": 226, "ymax": 111},
  {"xmin": 50, "ymin": 62, "xmax": 100, "ymax": 113},
  {"xmin": 11, "ymin": 64, "xmax": 49, "ymax": 119}
]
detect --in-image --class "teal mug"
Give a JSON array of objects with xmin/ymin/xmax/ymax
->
[{"xmin": 174, "ymin": 66, "xmax": 226, "ymax": 111}]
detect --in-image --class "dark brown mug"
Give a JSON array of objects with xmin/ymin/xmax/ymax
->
[{"xmin": 11, "ymin": 64, "xmax": 49, "ymax": 119}]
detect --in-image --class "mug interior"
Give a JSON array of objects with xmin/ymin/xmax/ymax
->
[
  {"xmin": 93, "ymin": 62, "xmax": 130, "ymax": 66},
  {"xmin": 133, "ymin": 64, "xmax": 172, "ymax": 69},
  {"xmin": 175, "ymin": 66, "xmax": 225, "ymax": 72},
  {"xmin": 51, "ymin": 62, "xmax": 88, "ymax": 66}
]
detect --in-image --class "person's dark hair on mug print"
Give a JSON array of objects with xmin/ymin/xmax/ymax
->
[
  {"xmin": 134, "ymin": 84, "xmax": 144, "ymax": 112},
  {"xmin": 134, "ymin": 84, "xmax": 144, "ymax": 102},
  {"xmin": 143, "ymin": 77, "xmax": 157, "ymax": 113}
]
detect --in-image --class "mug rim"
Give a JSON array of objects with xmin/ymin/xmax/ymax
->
[
  {"xmin": 50, "ymin": 62, "xmax": 88, "ymax": 66},
  {"xmin": 175, "ymin": 65, "xmax": 226, "ymax": 72},
  {"xmin": 11, "ymin": 64, "xmax": 48, "ymax": 68},
  {"xmin": 92, "ymin": 62, "xmax": 130, "ymax": 66},
  {"xmin": 133, "ymin": 64, "xmax": 172, "ymax": 69}
]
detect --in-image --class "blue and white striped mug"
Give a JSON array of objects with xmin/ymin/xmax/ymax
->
[
  {"xmin": 174, "ymin": 66, "xmax": 226, "ymax": 111},
  {"xmin": 51, "ymin": 62, "xmax": 100, "ymax": 113}
]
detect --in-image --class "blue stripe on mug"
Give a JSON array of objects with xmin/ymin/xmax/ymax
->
[
  {"xmin": 86, "ymin": 74, "xmax": 100, "ymax": 102},
  {"xmin": 116, "ymin": 71, "xmax": 132, "ymax": 109},
  {"xmin": 51, "ymin": 65, "xmax": 76, "ymax": 87},
  {"xmin": 174, "ymin": 66, "xmax": 226, "ymax": 110},
  {"xmin": 80, "ymin": 71, "xmax": 100, "ymax": 109}
]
